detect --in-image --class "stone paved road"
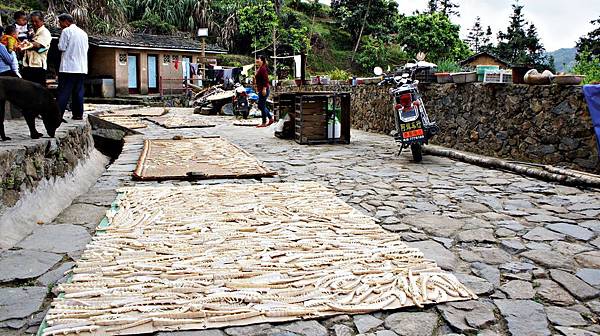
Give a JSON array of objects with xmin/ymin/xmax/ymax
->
[{"xmin": 1, "ymin": 108, "xmax": 599, "ymax": 336}]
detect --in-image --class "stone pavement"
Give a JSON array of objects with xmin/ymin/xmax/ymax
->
[{"xmin": 1, "ymin": 107, "xmax": 599, "ymax": 336}]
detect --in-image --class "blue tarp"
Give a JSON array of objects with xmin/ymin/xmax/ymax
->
[{"xmin": 583, "ymin": 85, "xmax": 600, "ymax": 159}]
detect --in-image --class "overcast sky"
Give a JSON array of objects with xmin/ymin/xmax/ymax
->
[{"xmin": 322, "ymin": 0, "xmax": 600, "ymax": 51}]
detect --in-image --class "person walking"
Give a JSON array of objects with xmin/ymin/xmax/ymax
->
[
  {"xmin": 56, "ymin": 14, "xmax": 88, "ymax": 120},
  {"xmin": 254, "ymin": 55, "xmax": 273, "ymax": 128},
  {"xmin": 21, "ymin": 11, "xmax": 51, "ymax": 87}
]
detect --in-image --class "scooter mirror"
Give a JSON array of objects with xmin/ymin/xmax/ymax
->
[{"xmin": 373, "ymin": 67, "xmax": 384, "ymax": 76}]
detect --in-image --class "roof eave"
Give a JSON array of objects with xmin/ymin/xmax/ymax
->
[{"xmin": 89, "ymin": 43, "xmax": 227, "ymax": 54}]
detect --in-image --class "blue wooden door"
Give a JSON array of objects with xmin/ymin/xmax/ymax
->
[
  {"xmin": 147, "ymin": 55, "xmax": 158, "ymax": 93},
  {"xmin": 128, "ymin": 54, "xmax": 139, "ymax": 93},
  {"xmin": 182, "ymin": 56, "xmax": 191, "ymax": 81}
]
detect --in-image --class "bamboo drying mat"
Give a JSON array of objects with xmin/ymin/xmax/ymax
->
[
  {"xmin": 145, "ymin": 115, "xmax": 216, "ymax": 129},
  {"xmin": 133, "ymin": 137, "xmax": 276, "ymax": 180},
  {"xmin": 43, "ymin": 183, "xmax": 476, "ymax": 335},
  {"xmin": 96, "ymin": 115, "xmax": 147, "ymax": 129}
]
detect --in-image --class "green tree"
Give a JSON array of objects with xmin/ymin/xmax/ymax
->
[
  {"xmin": 466, "ymin": 16, "xmax": 490, "ymax": 53},
  {"xmin": 574, "ymin": 18, "xmax": 600, "ymax": 83},
  {"xmin": 278, "ymin": 9, "xmax": 311, "ymax": 54},
  {"xmin": 396, "ymin": 12, "xmax": 471, "ymax": 62},
  {"xmin": 574, "ymin": 50, "xmax": 600, "ymax": 83},
  {"xmin": 130, "ymin": 12, "xmax": 175, "ymax": 35},
  {"xmin": 206, "ymin": 0, "xmax": 245, "ymax": 51},
  {"xmin": 427, "ymin": 0, "xmax": 438, "ymax": 13},
  {"xmin": 238, "ymin": 0, "xmax": 279, "ymax": 51},
  {"xmin": 483, "ymin": 26, "xmax": 494, "ymax": 51},
  {"xmin": 355, "ymin": 36, "xmax": 389, "ymax": 71},
  {"xmin": 495, "ymin": 1, "xmax": 552, "ymax": 68},
  {"xmin": 427, "ymin": 0, "xmax": 460, "ymax": 17},
  {"xmin": 331, "ymin": 0, "xmax": 400, "ymax": 44},
  {"xmin": 355, "ymin": 35, "xmax": 407, "ymax": 71},
  {"xmin": 576, "ymin": 17, "xmax": 600, "ymax": 60}
]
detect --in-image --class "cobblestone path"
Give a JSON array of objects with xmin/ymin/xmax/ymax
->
[{"xmin": 1, "ymin": 108, "xmax": 599, "ymax": 336}]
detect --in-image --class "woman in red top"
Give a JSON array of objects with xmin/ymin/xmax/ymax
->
[{"xmin": 254, "ymin": 55, "xmax": 273, "ymax": 127}]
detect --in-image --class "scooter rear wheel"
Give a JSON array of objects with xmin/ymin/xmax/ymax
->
[{"xmin": 411, "ymin": 144, "xmax": 423, "ymax": 163}]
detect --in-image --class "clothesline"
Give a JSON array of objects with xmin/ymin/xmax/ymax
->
[{"xmin": 271, "ymin": 55, "xmax": 299, "ymax": 59}]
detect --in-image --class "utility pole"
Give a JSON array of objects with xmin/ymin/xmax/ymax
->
[
  {"xmin": 202, "ymin": 37, "xmax": 206, "ymax": 80},
  {"xmin": 273, "ymin": 27, "xmax": 277, "ymax": 80},
  {"xmin": 197, "ymin": 28, "xmax": 209, "ymax": 83}
]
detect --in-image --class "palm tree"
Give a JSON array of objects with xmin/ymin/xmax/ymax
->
[{"xmin": 47, "ymin": 0, "xmax": 131, "ymax": 36}]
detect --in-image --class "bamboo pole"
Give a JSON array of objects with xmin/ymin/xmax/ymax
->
[
  {"xmin": 423, "ymin": 145, "xmax": 600, "ymax": 189},
  {"xmin": 351, "ymin": 0, "xmax": 372, "ymax": 62}
]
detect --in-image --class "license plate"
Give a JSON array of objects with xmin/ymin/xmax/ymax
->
[{"xmin": 402, "ymin": 129, "xmax": 424, "ymax": 139}]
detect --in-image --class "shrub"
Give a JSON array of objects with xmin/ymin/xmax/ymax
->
[
  {"xmin": 435, "ymin": 59, "xmax": 462, "ymax": 73},
  {"xmin": 573, "ymin": 50, "xmax": 600, "ymax": 84},
  {"xmin": 329, "ymin": 69, "xmax": 351, "ymax": 80}
]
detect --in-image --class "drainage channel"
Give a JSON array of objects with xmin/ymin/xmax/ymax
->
[{"xmin": 0, "ymin": 113, "xmax": 140, "ymax": 336}]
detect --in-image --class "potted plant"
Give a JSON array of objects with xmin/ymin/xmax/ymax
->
[
  {"xmin": 329, "ymin": 69, "xmax": 351, "ymax": 85},
  {"xmin": 435, "ymin": 60, "xmax": 461, "ymax": 83}
]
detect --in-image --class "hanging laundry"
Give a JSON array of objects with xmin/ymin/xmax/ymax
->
[
  {"xmin": 242, "ymin": 64, "xmax": 254, "ymax": 77},
  {"xmin": 190, "ymin": 63, "xmax": 198, "ymax": 76},
  {"xmin": 223, "ymin": 69, "xmax": 233, "ymax": 83},
  {"xmin": 232, "ymin": 68, "xmax": 242, "ymax": 81},
  {"xmin": 294, "ymin": 55, "xmax": 302, "ymax": 79},
  {"xmin": 173, "ymin": 57, "xmax": 179, "ymax": 70}
]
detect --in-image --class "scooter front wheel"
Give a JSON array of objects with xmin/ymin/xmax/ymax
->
[{"xmin": 411, "ymin": 144, "xmax": 423, "ymax": 163}]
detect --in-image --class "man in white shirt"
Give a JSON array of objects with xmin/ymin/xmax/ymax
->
[{"xmin": 56, "ymin": 13, "xmax": 89, "ymax": 120}]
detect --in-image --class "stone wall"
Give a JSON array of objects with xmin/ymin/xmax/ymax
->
[
  {"xmin": 0, "ymin": 122, "xmax": 95, "ymax": 213},
  {"xmin": 275, "ymin": 83, "xmax": 599, "ymax": 173}
]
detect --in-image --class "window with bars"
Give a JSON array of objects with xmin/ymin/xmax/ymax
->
[
  {"xmin": 172, "ymin": 55, "xmax": 179, "ymax": 63},
  {"xmin": 118, "ymin": 53, "xmax": 127, "ymax": 65},
  {"xmin": 163, "ymin": 54, "xmax": 171, "ymax": 64}
]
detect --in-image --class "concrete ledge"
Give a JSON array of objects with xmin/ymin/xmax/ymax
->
[{"xmin": 0, "ymin": 118, "xmax": 94, "ymax": 217}]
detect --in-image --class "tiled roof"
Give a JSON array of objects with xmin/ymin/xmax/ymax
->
[{"xmin": 89, "ymin": 34, "xmax": 226, "ymax": 53}]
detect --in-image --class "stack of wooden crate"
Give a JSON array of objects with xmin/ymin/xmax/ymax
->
[
  {"xmin": 295, "ymin": 95, "xmax": 329, "ymax": 144},
  {"xmin": 273, "ymin": 91, "xmax": 351, "ymax": 145}
]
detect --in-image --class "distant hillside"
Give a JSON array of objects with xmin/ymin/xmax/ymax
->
[{"xmin": 548, "ymin": 48, "xmax": 577, "ymax": 73}]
